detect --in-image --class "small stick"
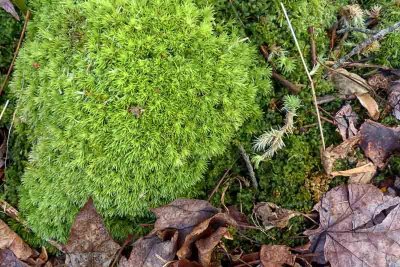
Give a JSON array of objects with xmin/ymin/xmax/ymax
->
[
  {"xmin": 337, "ymin": 27, "xmax": 378, "ymax": 35},
  {"xmin": 316, "ymin": 94, "xmax": 356, "ymax": 105},
  {"xmin": 325, "ymin": 60, "xmax": 391, "ymax": 70},
  {"xmin": 333, "ymin": 21, "xmax": 400, "ymax": 69},
  {"xmin": 0, "ymin": 10, "xmax": 31, "ymax": 95},
  {"xmin": 0, "ymin": 100, "xmax": 9, "ymax": 121},
  {"xmin": 272, "ymin": 71, "xmax": 301, "ymax": 94},
  {"xmin": 238, "ymin": 145, "xmax": 258, "ymax": 189},
  {"xmin": 208, "ymin": 164, "xmax": 234, "ymax": 201},
  {"xmin": 280, "ymin": 3, "xmax": 326, "ymax": 150},
  {"xmin": 308, "ymin": 26, "xmax": 317, "ymax": 67}
]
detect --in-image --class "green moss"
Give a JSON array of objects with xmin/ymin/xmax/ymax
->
[{"xmin": 11, "ymin": 0, "xmax": 268, "ymax": 242}]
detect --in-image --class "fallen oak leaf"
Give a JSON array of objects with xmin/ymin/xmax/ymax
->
[
  {"xmin": 64, "ymin": 198, "xmax": 120, "ymax": 267},
  {"xmin": 0, "ymin": 219, "xmax": 37, "ymax": 261},
  {"xmin": 195, "ymin": 227, "xmax": 230, "ymax": 267},
  {"xmin": 359, "ymin": 120, "xmax": 400, "ymax": 169},
  {"xmin": 253, "ymin": 202, "xmax": 300, "ymax": 230},
  {"xmin": 331, "ymin": 68, "xmax": 380, "ymax": 120},
  {"xmin": 0, "ymin": 249, "xmax": 28, "ymax": 267},
  {"xmin": 305, "ymin": 184, "xmax": 400, "ymax": 267},
  {"xmin": 260, "ymin": 245, "xmax": 296, "ymax": 267},
  {"xmin": 119, "ymin": 229, "xmax": 178, "ymax": 267}
]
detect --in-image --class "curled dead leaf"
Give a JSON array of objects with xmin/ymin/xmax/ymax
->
[
  {"xmin": 64, "ymin": 198, "xmax": 120, "ymax": 267},
  {"xmin": 151, "ymin": 199, "xmax": 218, "ymax": 246},
  {"xmin": 359, "ymin": 120, "xmax": 400, "ymax": 169},
  {"xmin": 254, "ymin": 202, "xmax": 300, "ymax": 230},
  {"xmin": 0, "ymin": 220, "xmax": 36, "ymax": 261},
  {"xmin": 119, "ymin": 229, "xmax": 178, "ymax": 267},
  {"xmin": 334, "ymin": 104, "xmax": 358, "ymax": 140},
  {"xmin": 0, "ymin": 249, "xmax": 28, "ymax": 267},
  {"xmin": 331, "ymin": 68, "xmax": 380, "ymax": 120},
  {"xmin": 177, "ymin": 213, "xmax": 237, "ymax": 261},
  {"xmin": 388, "ymin": 80, "xmax": 400, "ymax": 120},
  {"xmin": 305, "ymin": 184, "xmax": 400, "ymax": 267},
  {"xmin": 322, "ymin": 135, "xmax": 360, "ymax": 175}
]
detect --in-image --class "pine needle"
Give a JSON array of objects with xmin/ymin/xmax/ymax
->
[{"xmin": 280, "ymin": 2, "xmax": 326, "ymax": 150}]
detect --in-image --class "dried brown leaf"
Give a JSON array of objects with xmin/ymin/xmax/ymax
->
[
  {"xmin": 0, "ymin": 220, "xmax": 36, "ymax": 261},
  {"xmin": 359, "ymin": 120, "xmax": 400, "ymax": 169},
  {"xmin": 331, "ymin": 68, "xmax": 380, "ymax": 120},
  {"xmin": 321, "ymin": 135, "xmax": 360, "ymax": 175},
  {"xmin": 388, "ymin": 80, "xmax": 400, "ymax": 120},
  {"xmin": 195, "ymin": 227, "xmax": 229, "ymax": 266},
  {"xmin": 334, "ymin": 104, "xmax": 358, "ymax": 140},
  {"xmin": 0, "ymin": 0, "xmax": 19, "ymax": 20},
  {"xmin": 260, "ymin": 245, "xmax": 296, "ymax": 267},
  {"xmin": 0, "ymin": 249, "xmax": 28, "ymax": 267},
  {"xmin": 152, "ymin": 199, "xmax": 218, "ymax": 246},
  {"xmin": 254, "ymin": 202, "xmax": 299, "ymax": 230},
  {"xmin": 177, "ymin": 213, "xmax": 237, "ymax": 260},
  {"xmin": 227, "ymin": 206, "xmax": 250, "ymax": 228},
  {"xmin": 120, "ymin": 229, "xmax": 178, "ymax": 267},
  {"xmin": 348, "ymin": 159, "xmax": 376, "ymax": 184},
  {"xmin": 169, "ymin": 259, "xmax": 202, "ymax": 267},
  {"xmin": 330, "ymin": 161, "xmax": 376, "ymax": 177},
  {"xmin": 64, "ymin": 198, "xmax": 120, "ymax": 267},
  {"xmin": 305, "ymin": 184, "xmax": 400, "ymax": 267}
]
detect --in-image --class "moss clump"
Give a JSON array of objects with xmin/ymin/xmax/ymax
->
[{"xmin": 11, "ymin": 0, "xmax": 268, "ymax": 241}]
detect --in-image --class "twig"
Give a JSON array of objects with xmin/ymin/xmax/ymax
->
[
  {"xmin": 316, "ymin": 94, "xmax": 356, "ymax": 105},
  {"xmin": 280, "ymin": 3, "xmax": 326, "ymax": 150},
  {"xmin": 325, "ymin": 60, "xmax": 391, "ymax": 70},
  {"xmin": 0, "ymin": 199, "xmax": 63, "ymax": 251},
  {"xmin": 337, "ymin": 27, "xmax": 378, "ymax": 35},
  {"xmin": 208, "ymin": 165, "xmax": 233, "ymax": 202},
  {"xmin": 0, "ymin": 10, "xmax": 31, "ymax": 95},
  {"xmin": 308, "ymin": 26, "xmax": 317, "ymax": 67},
  {"xmin": 272, "ymin": 71, "xmax": 301, "ymax": 94},
  {"xmin": 0, "ymin": 100, "xmax": 9, "ymax": 121},
  {"xmin": 238, "ymin": 145, "xmax": 258, "ymax": 189},
  {"xmin": 5, "ymin": 111, "xmax": 16, "ymax": 171},
  {"xmin": 333, "ymin": 21, "xmax": 400, "ymax": 69}
]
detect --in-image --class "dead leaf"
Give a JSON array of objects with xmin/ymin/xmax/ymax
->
[
  {"xmin": 321, "ymin": 135, "xmax": 360, "ymax": 175},
  {"xmin": 368, "ymin": 73, "xmax": 390, "ymax": 90},
  {"xmin": 359, "ymin": 120, "xmax": 400, "ymax": 169},
  {"xmin": 348, "ymin": 159, "xmax": 377, "ymax": 184},
  {"xmin": 254, "ymin": 202, "xmax": 300, "ymax": 230},
  {"xmin": 388, "ymin": 80, "xmax": 400, "ymax": 120},
  {"xmin": 177, "ymin": 212, "xmax": 237, "ymax": 260},
  {"xmin": 227, "ymin": 206, "xmax": 250, "ymax": 228},
  {"xmin": 0, "ymin": 0, "xmax": 19, "ymax": 20},
  {"xmin": 331, "ymin": 68, "xmax": 380, "ymax": 120},
  {"xmin": 0, "ymin": 249, "xmax": 28, "ymax": 267},
  {"xmin": 334, "ymin": 104, "xmax": 358, "ymax": 140},
  {"xmin": 128, "ymin": 106, "xmax": 144, "ymax": 118},
  {"xmin": 64, "ymin": 198, "xmax": 120, "ymax": 267},
  {"xmin": 0, "ymin": 220, "xmax": 36, "ymax": 261},
  {"xmin": 260, "ymin": 245, "xmax": 296, "ymax": 267},
  {"xmin": 330, "ymin": 161, "xmax": 376, "ymax": 177},
  {"xmin": 305, "ymin": 184, "xmax": 400, "ymax": 267},
  {"xmin": 119, "ymin": 229, "xmax": 178, "ymax": 267},
  {"xmin": 195, "ymin": 227, "xmax": 229, "ymax": 266},
  {"xmin": 151, "ymin": 199, "xmax": 218, "ymax": 246},
  {"xmin": 169, "ymin": 259, "xmax": 202, "ymax": 267}
]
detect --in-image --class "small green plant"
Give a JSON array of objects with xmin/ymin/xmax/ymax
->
[
  {"xmin": 11, "ymin": 0, "xmax": 268, "ymax": 241},
  {"xmin": 253, "ymin": 95, "xmax": 301, "ymax": 168}
]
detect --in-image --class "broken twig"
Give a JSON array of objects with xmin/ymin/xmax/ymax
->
[
  {"xmin": 0, "ymin": 10, "xmax": 31, "ymax": 95},
  {"xmin": 333, "ymin": 21, "xmax": 400, "ymax": 69},
  {"xmin": 308, "ymin": 26, "xmax": 317, "ymax": 67},
  {"xmin": 281, "ymin": 2, "xmax": 326, "ymax": 150},
  {"xmin": 272, "ymin": 71, "xmax": 301, "ymax": 94},
  {"xmin": 238, "ymin": 145, "xmax": 258, "ymax": 189},
  {"xmin": 337, "ymin": 27, "xmax": 378, "ymax": 35}
]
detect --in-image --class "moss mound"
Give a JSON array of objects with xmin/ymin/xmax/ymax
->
[{"xmin": 11, "ymin": 0, "xmax": 267, "ymax": 241}]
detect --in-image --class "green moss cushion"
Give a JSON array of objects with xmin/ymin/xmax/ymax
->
[{"xmin": 11, "ymin": 0, "xmax": 266, "ymax": 241}]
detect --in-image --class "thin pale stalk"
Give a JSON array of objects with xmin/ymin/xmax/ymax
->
[{"xmin": 280, "ymin": 2, "xmax": 326, "ymax": 150}]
